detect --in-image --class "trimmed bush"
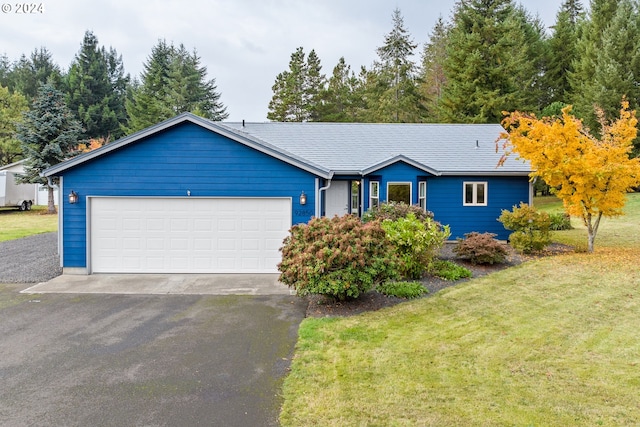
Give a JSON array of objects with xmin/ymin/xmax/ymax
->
[
  {"xmin": 376, "ymin": 281, "xmax": 427, "ymax": 299},
  {"xmin": 278, "ymin": 215, "xmax": 398, "ymax": 300},
  {"xmin": 428, "ymin": 260, "xmax": 472, "ymax": 281},
  {"xmin": 362, "ymin": 201, "xmax": 434, "ymax": 223},
  {"xmin": 381, "ymin": 213, "xmax": 451, "ymax": 280},
  {"xmin": 498, "ymin": 203, "xmax": 551, "ymax": 254},
  {"xmin": 453, "ymin": 232, "xmax": 508, "ymax": 265}
]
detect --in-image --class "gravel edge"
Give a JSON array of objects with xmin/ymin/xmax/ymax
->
[{"xmin": 0, "ymin": 232, "xmax": 62, "ymax": 283}]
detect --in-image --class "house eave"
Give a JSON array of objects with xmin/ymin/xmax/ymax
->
[
  {"xmin": 42, "ymin": 113, "xmax": 332, "ymax": 180},
  {"xmin": 439, "ymin": 170, "xmax": 531, "ymax": 177},
  {"xmin": 361, "ymin": 154, "xmax": 441, "ymax": 176}
]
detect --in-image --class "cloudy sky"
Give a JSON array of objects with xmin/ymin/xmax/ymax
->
[{"xmin": 0, "ymin": 0, "xmax": 565, "ymax": 121}]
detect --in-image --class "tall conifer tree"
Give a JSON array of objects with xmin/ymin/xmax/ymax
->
[
  {"xmin": 544, "ymin": 0, "xmax": 583, "ymax": 106},
  {"xmin": 316, "ymin": 57, "xmax": 361, "ymax": 122},
  {"xmin": 267, "ymin": 47, "xmax": 325, "ymax": 122},
  {"xmin": 66, "ymin": 31, "xmax": 129, "ymax": 141},
  {"xmin": 124, "ymin": 40, "xmax": 227, "ymax": 133},
  {"xmin": 16, "ymin": 83, "xmax": 83, "ymax": 213},
  {"xmin": 9, "ymin": 48, "xmax": 62, "ymax": 103},
  {"xmin": 419, "ymin": 17, "xmax": 450, "ymax": 122},
  {"xmin": 440, "ymin": 0, "xmax": 544, "ymax": 123},
  {"xmin": 570, "ymin": 0, "xmax": 620, "ymax": 123},
  {"xmin": 368, "ymin": 8, "xmax": 421, "ymax": 122}
]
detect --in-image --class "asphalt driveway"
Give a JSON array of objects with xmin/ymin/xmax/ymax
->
[{"xmin": 0, "ymin": 283, "xmax": 307, "ymax": 426}]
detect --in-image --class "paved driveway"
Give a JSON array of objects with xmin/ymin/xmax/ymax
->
[{"xmin": 0, "ymin": 283, "xmax": 307, "ymax": 426}]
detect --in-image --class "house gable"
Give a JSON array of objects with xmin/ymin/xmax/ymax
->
[
  {"xmin": 59, "ymin": 122, "xmax": 318, "ymax": 269},
  {"xmin": 361, "ymin": 160, "xmax": 436, "ymax": 206}
]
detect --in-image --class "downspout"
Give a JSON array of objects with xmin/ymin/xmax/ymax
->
[{"xmin": 316, "ymin": 178, "xmax": 332, "ymax": 218}]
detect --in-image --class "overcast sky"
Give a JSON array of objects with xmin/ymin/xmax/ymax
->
[{"xmin": 0, "ymin": 0, "xmax": 565, "ymax": 121}]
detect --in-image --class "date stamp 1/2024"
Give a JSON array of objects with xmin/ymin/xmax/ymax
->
[{"xmin": 1, "ymin": 3, "xmax": 44, "ymax": 13}]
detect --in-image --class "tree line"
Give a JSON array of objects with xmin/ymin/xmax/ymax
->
[
  {"xmin": 267, "ymin": 0, "xmax": 640, "ymax": 155},
  {"xmin": 0, "ymin": 31, "xmax": 228, "ymax": 165}
]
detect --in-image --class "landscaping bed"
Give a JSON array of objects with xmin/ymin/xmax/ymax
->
[{"xmin": 305, "ymin": 242, "xmax": 573, "ymax": 317}]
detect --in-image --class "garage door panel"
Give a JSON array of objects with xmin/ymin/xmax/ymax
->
[{"xmin": 90, "ymin": 197, "xmax": 291, "ymax": 273}]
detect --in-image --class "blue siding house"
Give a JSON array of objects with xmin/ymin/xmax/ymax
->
[{"xmin": 43, "ymin": 113, "xmax": 531, "ymax": 275}]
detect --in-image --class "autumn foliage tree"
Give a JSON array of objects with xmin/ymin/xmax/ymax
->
[{"xmin": 498, "ymin": 102, "xmax": 640, "ymax": 252}]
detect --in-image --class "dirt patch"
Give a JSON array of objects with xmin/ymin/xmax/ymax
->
[{"xmin": 304, "ymin": 243, "xmax": 573, "ymax": 318}]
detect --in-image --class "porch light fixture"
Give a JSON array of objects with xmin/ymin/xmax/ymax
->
[
  {"xmin": 68, "ymin": 190, "xmax": 78, "ymax": 204},
  {"xmin": 299, "ymin": 191, "xmax": 307, "ymax": 205}
]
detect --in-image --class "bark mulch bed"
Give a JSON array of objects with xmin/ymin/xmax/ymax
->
[{"xmin": 304, "ymin": 242, "xmax": 574, "ymax": 318}]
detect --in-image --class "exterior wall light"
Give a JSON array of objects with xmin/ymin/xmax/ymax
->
[
  {"xmin": 68, "ymin": 190, "xmax": 78, "ymax": 204},
  {"xmin": 300, "ymin": 191, "xmax": 307, "ymax": 205}
]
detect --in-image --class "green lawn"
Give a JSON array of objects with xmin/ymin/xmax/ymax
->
[
  {"xmin": 0, "ymin": 206, "xmax": 58, "ymax": 242},
  {"xmin": 280, "ymin": 194, "xmax": 640, "ymax": 426}
]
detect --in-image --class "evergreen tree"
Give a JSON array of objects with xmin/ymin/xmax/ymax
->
[
  {"xmin": 9, "ymin": 48, "xmax": 62, "ymax": 102},
  {"xmin": 166, "ymin": 45, "xmax": 228, "ymax": 121},
  {"xmin": 570, "ymin": 0, "xmax": 620, "ymax": 123},
  {"xmin": 591, "ymin": 0, "xmax": 640, "ymax": 119},
  {"xmin": 544, "ymin": 0, "xmax": 583, "ymax": 106},
  {"xmin": 571, "ymin": 0, "xmax": 640, "ymax": 148},
  {"xmin": 367, "ymin": 8, "xmax": 422, "ymax": 122},
  {"xmin": 66, "ymin": 31, "xmax": 129, "ymax": 142},
  {"xmin": 316, "ymin": 57, "xmax": 361, "ymax": 122},
  {"xmin": 16, "ymin": 83, "xmax": 83, "ymax": 213},
  {"xmin": 125, "ymin": 40, "xmax": 228, "ymax": 133},
  {"xmin": 0, "ymin": 85, "xmax": 28, "ymax": 164},
  {"xmin": 267, "ymin": 47, "xmax": 325, "ymax": 122},
  {"xmin": 440, "ymin": 0, "xmax": 545, "ymax": 123},
  {"xmin": 305, "ymin": 49, "xmax": 325, "ymax": 121},
  {"xmin": 124, "ymin": 40, "xmax": 174, "ymax": 133},
  {"xmin": 419, "ymin": 17, "xmax": 450, "ymax": 122},
  {"xmin": 0, "ymin": 55, "xmax": 11, "ymax": 89}
]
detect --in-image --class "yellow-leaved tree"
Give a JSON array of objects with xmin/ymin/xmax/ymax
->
[{"xmin": 498, "ymin": 102, "xmax": 640, "ymax": 253}]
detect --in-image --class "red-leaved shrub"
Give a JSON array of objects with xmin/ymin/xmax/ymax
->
[{"xmin": 278, "ymin": 215, "xmax": 398, "ymax": 300}]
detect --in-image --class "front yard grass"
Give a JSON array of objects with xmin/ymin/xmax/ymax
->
[
  {"xmin": 0, "ymin": 206, "xmax": 58, "ymax": 242},
  {"xmin": 280, "ymin": 194, "xmax": 640, "ymax": 426}
]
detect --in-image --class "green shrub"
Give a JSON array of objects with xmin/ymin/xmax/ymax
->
[
  {"xmin": 428, "ymin": 260, "xmax": 472, "ymax": 281},
  {"xmin": 453, "ymin": 232, "xmax": 508, "ymax": 265},
  {"xmin": 549, "ymin": 212, "xmax": 573, "ymax": 230},
  {"xmin": 362, "ymin": 201, "xmax": 434, "ymax": 223},
  {"xmin": 376, "ymin": 281, "xmax": 427, "ymax": 299},
  {"xmin": 381, "ymin": 213, "xmax": 451, "ymax": 280},
  {"xmin": 278, "ymin": 215, "xmax": 398, "ymax": 300},
  {"xmin": 498, "ymin": 203, "xmax": 551, "ymax": 254}
]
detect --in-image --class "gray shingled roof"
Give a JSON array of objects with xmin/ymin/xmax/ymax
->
[
  {"xmin": 219, "ymin": 121, "xmax": 530, "ymax": 176},
  {"xmin": 43, "ymin": 113, "xmax": 530, "ymax": 178}
]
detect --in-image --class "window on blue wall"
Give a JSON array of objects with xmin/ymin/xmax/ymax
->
[
  {"xmin": 370, "ymin": 181, "xmax": 380, "ymax": 209},
  {"xmin": 418, "ymin": 181, "xmax": 427, "ymax": 210},
  {"xmin": 388, "ymin": 182, "xmax": 411, "ymax": 204},
  {"xmin": 463, "ymin": 182, "xmax": 487, "ymax": 206}
]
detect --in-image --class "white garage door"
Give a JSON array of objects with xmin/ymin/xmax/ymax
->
[{"xmin": 89, "ymin": 197, "xmax": 292, "ymax": 273}]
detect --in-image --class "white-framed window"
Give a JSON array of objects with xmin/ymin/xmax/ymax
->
[
  {"xmin": 418, "ymin": 181, "xmax": 427, "ymax": 210},
  {"xmin": 369, "ymin": 181, "xmax": 380, "ymax": 209},
  {"xmin": 463, "ymin": 182, "xmax": 487, "ymax": 206},
  {"xmin": 387, "ymin": 182, "xmax": 412, "ymax": 204}
]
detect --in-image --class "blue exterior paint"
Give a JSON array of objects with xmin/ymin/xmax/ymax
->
[
  {"xmin": 356, "ymin": 161, "xmax": 529, "ymax": 239},
  {"xmin": 426, "ymin": 176, "xmax": 530, "ymax": 240},
  {"xmin": 60, "ymin": 122, "xmax": 318, "ymax": 268},
  {"xmin": 362, "ymin": 162, "xmax": 435, "ymax": 210},
  {"xmin": 54, "ymin": 122, "xmax": 531, "ymax": 270}
]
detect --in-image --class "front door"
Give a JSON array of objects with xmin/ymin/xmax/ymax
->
[{"xmin": 325, "ymin": 181, "xmax": 350, "ymax": 217}]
